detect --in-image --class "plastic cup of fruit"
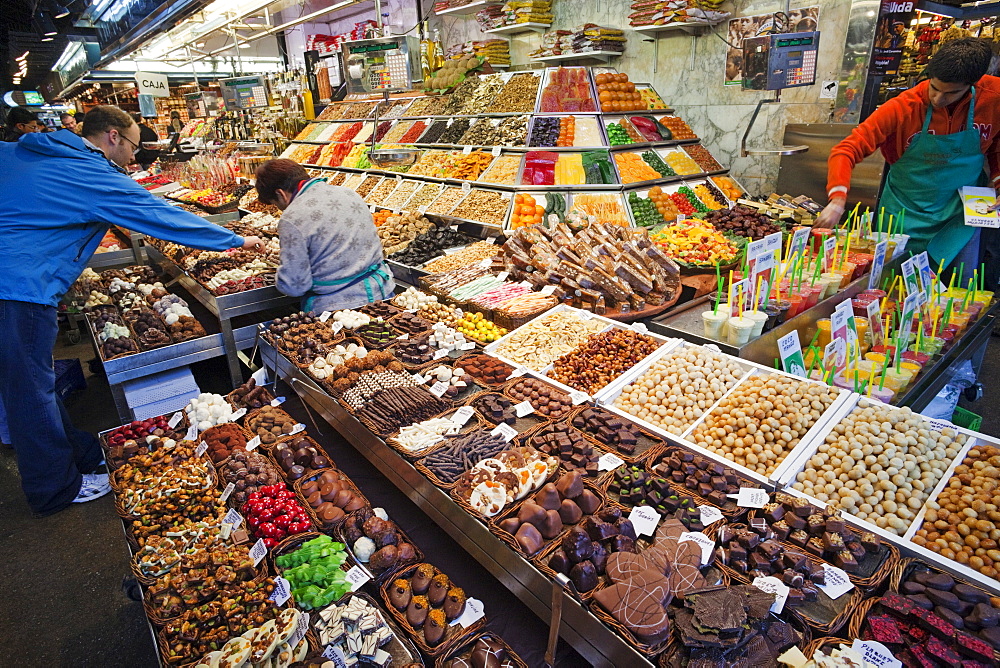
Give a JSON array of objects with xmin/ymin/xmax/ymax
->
[
  {"xmin": 836, "ymin": 262, "xmax": 857, "ymax": 287},
  {"xmin": 950, "ymin": 312, "xmax": 972, "ymax": 332},
  {"xmin": 848, "ymin": 253, "xmax": 873, "ymax": 280},
  {"xmin": 936, "ymin": 328, "xmax": 956, "ymax": 349},
  {"xmin": 852, "ymin": 295, "xmax": 877, "ymax": 318},
  {"xmin": 865, "ymin": 352, "xmax": 889, "ymax": 367},
  {"xmin": 785, "ymin": 294, "xmax": 805, "ymax": 319},
  {"xmin": 860, "ymin": 289, "xmax": 887, "ymax": 300},
  {"xmin": 814, "ymin": 275, "xmax": 840, "ymax": 301},
  {"xmin": 869, "ymin": 344, "xmax": 897, "ymax": 361},
  {"xmin": 900, "ymin": 352, "xmax": 927, "ymax": 370},
  {"xmin": 868, "ymin": 385, "xmax": 896, "ymax": 404},
  {"xmin": 763, "ymin": 305, "xmax": 782, "ymax": 332},
  {"xmin": 882, "ymin": 366, "xmax": 915, "ymax": 393},
  {"xmin": 768, "ymin": 299, "xmax": 791, "ymax": 325},
  {"xmin": 745, "ymin": 310, "xmax": 769, "ymax": 337},
  {"xmin": 832, "ymin": 374, "xmax": 855, "ymax": 391},
  {"xmin": 973, "ymin": 291, "xmax": 994, "ymax": 308},
  {"xmin": 702, "ymin": 309, "xmax": 729, "ymax": 340},
  {"xmin": 964, "ymin": 301, "xmax": 984, "ymax": 322},
  {"xmin": 727, "ymin": 316, "xmax": 755, "ymax": 346},
  {"xmin": 911, "ymin": 337, "xmax": 943, "ymax": 359},
  {"xmin": 854, "ymin": 359, "xmax": 882, "ymax": 378}
]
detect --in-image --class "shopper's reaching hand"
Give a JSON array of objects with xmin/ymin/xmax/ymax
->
[
  {"xmin": 241, "ymin": 236, "xmax": 264, "ymax": 252},
  {"xmin": 814, "ymin": 198, "xmax": 846, "ymax": 229}
]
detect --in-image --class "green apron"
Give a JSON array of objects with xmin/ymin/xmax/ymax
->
[{"xmin": 878, "ymin": 86, "xmax": 985, "ymax": 268}]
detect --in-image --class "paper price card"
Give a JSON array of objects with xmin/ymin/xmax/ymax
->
[
  {"xmin": 866, "ymin": 299, "xmax": 885, "ymax": 348},
  {"xmin": 730, "ymin": 487, "xmax": 769, "ymax": 508},
  {"xmin": 901, "ymin": 258, "xmax": 920, "ymax": 297},
  {"xmin": 928, "ymin": 418, "xmax": 956, "ymax": 433},
  {"xmin": 249, "ymin": 538, "xmax": 268, "ymax": 566},
  {"xmin": 397, "ymin": 333, "xmax": 409, "ymax": 341},
  {"xmin": 185, "ymin": 424, "xmax": 198, "ymax": 441},
  {"xmin": 679, "ymin": 532, "xmax": 715, "ymax": 566},
  {"xmin": 462, "ymin": 145, "xmax": 473, "ymax": 155},
  {"xmin": 288, "ymin": 612, "xmax": 310, "ymax": 650},
  {"xmin": 727, "ymin": 278, "xmax": 749, "ymax": 317},
  {"xmin": 322, "ymin": 645, "xmax": 348, "ymax": 667},
  {"xmin": 491, "ymin": 146, "xmax": 501, "ymax": 157},
  {"xmin": 271, "ymin": 397, "xmax": 286, "ymax": 407},
  {"xmin": 331, "ymin": 321, "xmax": 344, "ymax": 335},
  {"xmin": 496, "ymin": 271, "xmax": 509, "ymax": 282},
  {"xmin": 269, "ymin": 576, "xmax": 292, "ymax": 606},
  {"xmin": 195, "ymin": 441, "xmax": 208, "ymax": 457},
  {"xmin": 850, "ymin": 640, "xmax": 902, "ymax": 668},
  {"xmin": 451, "ymin": 598, "xmax": 485, "ymax": 628},
  {"xmin": 345, "ymin": 565, "xmax": 372, "ymax": 592},
  {"xmin": 507, "ymin": 367, "xmax": 528, "ymax": 380},
  {"xmin": 491, "ymin": 423, "xmax": 518, "ymax": 442},
  {"xmin": 430, "ymin": 381, "xmax": 449, "ymax": 398},
  {"xmin": 514, "ymin": 400, "xmax": 535, "ymax": 417},
  {"xmin": 540, "ymin": 285, "xmax": 557, "ymax": 296},
  {"xmin": 479, "ymin": 258, "xmax": 493, "ymax": 269},
  {"xmin": 822, "ymin": 236, "xmax": 838, "ymax": 272},
  {"xmin": 788, "ymin": 227, "xmax": 810, "ymax": 261},
  {"xmin": 246, "ymin": 435, "xmax": 262, "ymax": 451},
  {"xmin": 251, "ymin": 367, "xmax": 269, "ymax": 385},
  {"xmin": 598, "ymin": 452, "xmax": 625, "ymax": 472},
  {"xmin": 777, "ymin": 331, "xmax": 806, "ymax": 378},
  {"xmin": 223, "ymin": 508, "xmax": 243, "ymax": 528},
  {"xmin": 459, "ymin": 341, "xmax": 476, "ymax": 350},
  {"xmin": 960, "ymin": 186, "xmax": 1000, "ymax": 228},
  {"xmin": 632, "ymin": 322, "xmax": 649, "ymax": 334},
  {"xmin": 168, "ymin": 411, "xmax": 183, "ymax": 429},
  {"xmin": 451, "ymin": 406, "xmax": 475, "ymax": 426},
  {"xmin": 462, "ymin": 181, "xmax": 471, "ymax": 193},
  {"xmin": 231, "ymin": 408, "xmax": 247, "ymax": 421},
  {"xmin": 319, "ymin": 311, "xmax": 332, "ymax": 322},
  {"xmin": 868, "ymin": 240, "xmax": 889, "ymax": 290},
  {"xmin": 220, "ymin": 482, "xmax": 236, "ymax": 504},
  {"xmin": 913, "ymin": 252, "xmax": 932, "ymax": 296},
  {"xmin": 628, "ymin": 506, "xmax": 661, "ymax": 537},
  {"xmin": 412, "ymin": 374, "xmax": 426, "ymax": 384},
  {"xmin": 752, "ymin": 576, "xmax": 789, "ymax": 614},
  {"xmin": 698, "ymin": 505, "xmax": 724, "ymax": 526},
  {"xmin": 569, "ymin": 390, "xmax": 590, "ymax": 405},
  {"xmin": 817, "ymin": 564, "xmax": 855, "ymax": 599},
  {"xmin": 433, "ymin": 348, "xmax": 450, "ymax": 360},
  {"xmin": 290, "ymin": 423, "xmax": 307, "ymax": 435}
]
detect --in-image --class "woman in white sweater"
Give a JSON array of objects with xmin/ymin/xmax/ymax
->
[{"xmin": 255, "ymin": 159, "xmax": 394, "ymax": 312}]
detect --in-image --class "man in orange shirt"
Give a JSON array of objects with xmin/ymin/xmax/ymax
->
[{"xmin": 816, "ymin": 38, "xmax": 1000, "ymax": 281}]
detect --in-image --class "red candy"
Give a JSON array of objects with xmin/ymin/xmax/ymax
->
[{"xmin": 241, "ymin": 484, "xmax": 312, "ymax": 543}]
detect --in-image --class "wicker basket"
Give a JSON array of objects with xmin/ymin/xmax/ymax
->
[
  {"xmin": 454, "ymin": 352, "xmax": 515, "ymax": 390},
  {"xmin": 243, "ymin": 406, "xmax": 301, "ymax": 450},
  {"xmin": 313, "ymin": 592, "xmax": 426, "ymax": 666},
  {"xmin": 569, "ymin": 407, "xmax": 667, "ymax": 466},
  {"xmin": 846, "ymin": 595, "xmax": 880, "ymax": 639},
  {"xmin": 292, "ymin": 469, "xmax": 369, "ymax": 533},
  {"xmin": 799, "ymin": 637, "xmax": 854, "ymax": 664},
  {"xmin": 645, "ymin": 446, "xmax": 749, "ymax": 519},
  {"xmin": 143, "ymin": 569, "xmax": 267, "ymax": 627},
  {"xmin": 334, "ymin": 510, "xmax": 425, "ymax": 584},
  {"xmin": 503, "ymin": 378, "xmax": 581, "ymax": 424},
  {"xmin": 660, "ymin": 610, "xmax": 812, "ymax": 668},
  {"xmin": 224, "ymin": 386, "xmax": 277, "ymax": 411},
  {"xmin": 468, "ymin": 391, "xmax": 549, "ymax": 433},
  {"xmin": 449, "ymin": 446, "xmax": 560, "ymax": 525},
  {"xmin": 790, "ymin": 587, "xmax": 864, "ymax": 635},
  {"xmin": 378, "ymin": 562, "xmax": 485, "ymax": 657},
  {"xmin": 413, "ymin": 426, "xmax": 512, "ymax": 491},
  {"xmin": 492, "ymin": 296, "xmax": 558, "ymax": 332},
  {"xmin": 200, "ymin": 422, "xmax": 256, "ymax": 467},
  {"xmin": 266, "ymin": 433, "xmax": 335, "ymax": 484},
  {"xmin": 385, "ymin": 406, "xmax": 485, "ymax": 460},
  {"xmin": 269, "ymin": 531, "xmax": 358, "ymax": 606},
  {"xmin": 124, "ymin": 310, "xmax": 175, "ymax": 352},
  {"xmin": 433, "ymin": 632, "xmax": 528, "ymax": 668}
]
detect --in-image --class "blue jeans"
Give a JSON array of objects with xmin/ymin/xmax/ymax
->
[{"xmin": 0, "ymin": 300, "xmax": 102, "ymax": 515}]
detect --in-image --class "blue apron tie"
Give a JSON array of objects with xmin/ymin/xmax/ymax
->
[{"xmin": 303, "ymin": 260, "xmax": 390, "ymax": 312}]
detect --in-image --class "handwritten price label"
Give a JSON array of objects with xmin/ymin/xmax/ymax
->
[
  {"xmin": 433, "ymin": 348, "xmax": 451, "ymax": 360},
  {"xmin": 632, "ymin": 322, "xmax": 649, "ymax": 334},
  {"xmin": 451, "ymin": 406, "xmax": 475, "ymax": 426},
  {"xmin": 479, "ymin": 258, "xmax": 493, "ymax": 269},
  {"xmin": 195, "ymin": 441, "xmax": 208, "ymax": 457},
  {"xmin": 168, "ymin": 411, "xmax": 183, "ymax": 429},
  {"xmin": 223, "ymin": 508, "xmax": 242, "ymax": 527},
  {"xmin": 322, "ymin": 645, "xmax": 348, "ymax": 666},
  {"xmin": 462, "ymin": 181, "xmax": 471, "ymax": 193},
  {"xmin": 331, "ymin": 321, "xmax": 344, "ymax": 335},
  {"xmin": 430, "ymin": 381, "xmax": 449, "ymax": 398},
  {"xmin": 269, "ymin": 576, "xmax": 291, "ymax": 606},
  {"xmin": 345, "ymin": 564, "xmax": 372, "ymax": 592},
  {"xmin": 249, "ymin": 538, "xmax": 268, "ymax": 566},
  {"xmin": 850, "ymin": 640, "xmax": 901, "ymax": 668},
  {"xmin": 491, "ymin": 146, "xmax": 501, "ymax": 156},
  {"xmin": 698, "ymin": 505, "xmax": 724, "ymax": 526},
  {"xmin": 540, "ymin": 285, "xmax": 557, "ymax": 296},
  {"xmin": 319, "ymin": 311, "xmax": 332, "ymax": 323},
  {"xmin": 459, "ymin": 341, "xmax": 476, "ymax": 351},
  {"xmin": 598, "ymin": 452, "xmax": 625, "ymax": 472},
  {"xmin": 752, "ymin": 576, "xmax": 789, "ymax": 614},
  {"xmin": 514, "ymin": 400, "xmax": 535, "ymax": 417},
  {"xmin": 628, "ymin": 506, "xmax": 661, "ymax": 537},
  {"xmin": 220, "ymin": 482, "xmax": 236, "ymax": 504},
  {"xmin": 397, "ymin": 333, "xmax": 409, "ymax": 341},
  {"xmin": 185, "ymin": 424, "xmax": 198, "ymax": 441},
  {"xmin": 818, "ymin": 564, "xmax": 855, "ymax": 599},
  {"xmin": 412, "ymin": 373, "xmax": 427, "ymax": 384},
  {"xmin": 246, "ymin": 435, "xmax": 261, "ymax": 451},
  {"xmin": 231, "ymin": 408, "xmax": 247, "ymax": 421},
  {"xmin": 730, "ymin": 488, "xmax": 769, "ymax": 508},
  {"xmin": 569, "ymin": 390, "xmax": 590, "ymax": 405},
  {"xmin": 507, "ymin": 367, "xmax": 528, "ymax": 380},
  {"xmin": 288, "ymin": 612, "xmax": 310, "ymax": 650},
  {"xmin": 491, "ymin": 423, "xmax": 518, "ymax": 442},
  {"xmin": 679, "ymin": 532, "xmax": 715, "ymax": 566},
  {"xmin": 451, "ymin": 598, "xmax": 485, "ymax": 628}
]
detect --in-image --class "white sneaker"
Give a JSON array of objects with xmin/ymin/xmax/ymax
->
[{"xmin": 72, "ymin": 473, "xmax": 111, "ymax": 503}]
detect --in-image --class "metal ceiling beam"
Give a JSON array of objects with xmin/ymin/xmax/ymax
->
[{"xmin": 916, "ymin": 0, "xmax": 1000, "ymax": 20}]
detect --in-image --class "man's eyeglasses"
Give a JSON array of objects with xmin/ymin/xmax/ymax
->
[{"xmin": 115, "ymin": 130, "xmax": 140, "ymax": 155}]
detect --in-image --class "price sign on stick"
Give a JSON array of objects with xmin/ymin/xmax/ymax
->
[
  {"xmin": 628, "ymin": 506, "xmax": 661, "ymax": 536},
  {"xmin": 730, "ymin": 487, "xmax": 769, "ymax": 508}
]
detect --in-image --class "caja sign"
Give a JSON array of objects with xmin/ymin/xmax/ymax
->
[{"xmin": 134, "ymin": 71, "xmax": 169, "ymax": 98}]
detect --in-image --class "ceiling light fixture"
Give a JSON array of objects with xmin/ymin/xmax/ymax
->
[
  {"xmin": 36, "ymin": 11, "xmax": 58, "ymax": 37},
  {"xmin": 17, "ymin": 51, "xmax": 29, "ymax": 61},
  {"xmin": 51, "ymin": 3, "xmax": 70, "ymax": 19}
]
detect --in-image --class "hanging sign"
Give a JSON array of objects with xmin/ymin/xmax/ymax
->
[{"xmin": 135, "ymin": 72, "xmax": 170, "ymax": 98}]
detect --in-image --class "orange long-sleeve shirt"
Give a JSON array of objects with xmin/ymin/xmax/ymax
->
[{"xmin": 827, "ymin": 75, "xmax": 1000, "ymax": 200}]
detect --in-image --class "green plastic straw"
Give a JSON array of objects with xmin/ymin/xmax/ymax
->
[
  {"xmin": 942, "ymin": 297, "xmax": 954, "ymax": 333},
  {"xmin": 809, "ymin": 329, "xmax": 821, "ymax": 348},
  {"xmin": 878, "ymin": 355, "xmax": 890, "ymax": 390},
  {"xmin": 714, "ymin": 262, "xmax": 722, "ymax": 316},
  {"xmin": 898, "ymin": 209, "xmax": 905, "ymax": 235},
  {"xmin": 774, "ymin": 357, "xmax": 780, "ymax": 370},
  {"xmin": 807, "ymin": 347, "xmax": 819, "ymax": 376},
  {"xmin": 963, "ymin": 277, "xmax": 974, "ymax": 310}
]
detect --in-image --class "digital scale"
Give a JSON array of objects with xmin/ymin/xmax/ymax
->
[
  {"xmin": 742, "ymin": 30, "xmax": 820, "ymax": 91},
  {"xmin": 341, "ymin": 36, "xmax": 421, "ymax": 95},
  {"xmin": 219, "ymin": 75, "xmax": 271, "ymax": 111}
]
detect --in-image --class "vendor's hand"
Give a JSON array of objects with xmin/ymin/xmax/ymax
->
[
  {"xmin": 241, "ymin": 236, "xmax": 264, "ymax": 252},
  {"xmin": 814, "ymin": 197, "xmax": 846, "ymax": 229}
]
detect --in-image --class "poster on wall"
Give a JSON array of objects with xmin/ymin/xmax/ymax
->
[
  {"xmin": 870, "ymin": 0, "xmax": 917, "ymax": 77},
  {"xmin": 725, "ymin": 7, "xmax": 820, "ymax": 85}
]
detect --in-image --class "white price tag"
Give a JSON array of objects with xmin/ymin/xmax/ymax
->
[
  {"xmin": 632, "ymin": 322, "xmax": 649, "ymax": 334},
  {"xmin": 185, "ymin": 424, "xmax": 198, "ymax": 441},
  {"xmin": 450, "ymin": 224, "xmax": 459, "ymax": 231},
  {"xmin": 269, "ymin": 576, "xmax": 292, "ymax": 606},
  {"xmin": 928, "ymin": 418, "xmax": 956, "ymax": 433},
  {"xmin": 271, "ymin": 397, "xmax": 286, "ymax": 407},
  {"xmin": 451, "ymin": 406, "xmax": 475, "ymax": 426},
  {"xmin": 459, "ymin": 341, "xmax": 476, "ymax": 350},
  {"xmin": 598, "ymin": 452, "xmax": 625, "ymax": 472},
  {"xmin": 462, "ymin": 181, "xmax": 471, "ymax": 193},
  {"xmin": 462, "ymin": 145, "xmax": 473, "ymax": 154},
  {"xmin": 345, "ymin": 564, "xmax": 372, "ymax": 591},
  {"xmin": 220, "ymin": 482, "xmax": 236, "ymax": 504},
  {"xmin": 752, "ymin": 576, "xmax": 789, "ymax": 614},
  {"xmin": 288, "ymin": 612, "xmax": 310, "ymax": 650},
  {"xmin": 430, "ymin": 381, "xmax": 449, "ymax": 397},
  {"xmin": 496, "ymin": 271, "xmax": 509, "ymax": 282},
  {"xmin": 817, "ymin": 564, "xmax": 855, "ymax": 600},
  {"xmin": 698, "ymin": 505, "xmax": 724, "ymax": 526},
  {"xmin": 433, "ymin": 348, "xmax": 451, "ymax": 360},
  {"xmin": 491, "ymin": 423, "xmax": 518, "ymax": 442},
  {"xmin": 679, "ymin": 532, "xmax": 715, "ymax": 566},
  {"xmin": 539, "ymin": 285, "xmax": 557, "ymax": 296},
  {"xmin": 322, "ymin": 645, "xmax": 348, "ymax": 667},
  {"xmin": 519, "ymin": 281, "xmax": 532, "ymax": 289},
  {"xmin": 319, "ymin": 311, "xmax": 332, "ymax": 322},
  {"xmin": 451, "ymin": 598, "xmax": 485, "ymax": 628},
  {"xmin": 251, "ymin": 367, "xmax": 269, "ymax": 385},
  {"xmin": 729, "ymin": 487, "xmax": 769, "ymax": 508},
  {"xmin": 246, "ymin": 435, "xmax": 262, "ymax": 451},
  {"xmin": 412, "ymin": 373, "xmax": 427, "ymax": 384},
  {"xmin": 491, "ymin": 146, "xmax": 501, "ymax": 157},
  {"xmin": 514, "ymin": 400, "xmax": 535, "ymax": 417},
  {"xmin": 369, "ymin": 205, "xmax": 376, "ymax": 214},
  {"xmin": 418, "ymin": 205, "xmax": 429, "ymax": 214},
  {"xmin": 195, "ymin": 441, "xmax": 208, "ymax": 457},
  {"xmin": 486, "ymin": 236, "xmax": 498, "ymax": 245},
  {"xmin": 223, "ymin": 508, "xmax": 242, "ymax": 527},
  {"xmin": 850, "ymin": 640, "xmax": 902, "ymax": 668},
  {"xmin": 249, "ymin": 538, "xmax": 268, "ymax": 566},
  {"xmin": 331, "ymin": 321, "xmax": 344, "ymax": 335},
  {"xmin": 479, "ymin": 258, "xmax": 493, "ymax": 269},
  {"xmin": 569, "ymin": 390, "xmax": 590, "ymax": 405},
  {"xmin": 397, "ymin": 333, "xmax": 409, "ymax": 341},
  {"xmin": 507, "ymin": 366, "xmax": 528, "ymax": 380},
  {"xmin": 395, "ymin": 175, "xmax": 402, "ymax": 183},
  {"xmin": 231, "ymin": 407, "xmax": 247, "ymax": 421},
  {"xmin": 577, "ymin": 310, "xmax": 594, "ymax": 320},
  {"xmin": 628, "ymin": 506, "xmax": 661, "ymax": 537},
  {"xmin": 290, "ymin": 423, "xmax": 306, "ymax": 435},
  {"xmin": 168, "ymin": 411, "xmax": 183, "ymax": 429}
]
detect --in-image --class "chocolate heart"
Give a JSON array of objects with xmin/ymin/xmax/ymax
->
[
  {"xmin": 606, "ymin": 552, "xmax": 665, "ymax": 583},
  {"xmin": 593, "ymin": 582, "xmax": 671, "ymax": 643}
]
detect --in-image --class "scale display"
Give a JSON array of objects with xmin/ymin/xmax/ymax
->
[
  {"xmin": 341, "ymin": 36, "xmax": 421, "ymax": 95},
  {"xmin": 742, "ymin": 31, "xmax": 820, "ymax": 91},
  {"xmin": 219, "ymin": 75, "xmax": 270, "ymax": 110}
]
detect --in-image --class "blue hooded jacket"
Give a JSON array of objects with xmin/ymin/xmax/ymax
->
[{"xmin": 0, "ymin": 129, "xmax": 243, "ymax": 306}]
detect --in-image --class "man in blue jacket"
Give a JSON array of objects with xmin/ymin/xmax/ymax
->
[{"xmin": 0, "ymin": 105, "xmax": 263, "ymax": 516}]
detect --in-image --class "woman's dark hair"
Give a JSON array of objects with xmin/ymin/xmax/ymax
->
[
  {"xmin": 926, "ymin": 38, "xmax": 994, "ymax": 84},
  {"xmin": 255, "ymin": 159, "xmax": 308, "ymax": 204},
  {"xmin": 81, "ymin": 105, "xmax": 134, "ymax": 139},
  {"xmin": 7, "ymin": 107, "xmax": 38, "ymax": 127}
]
